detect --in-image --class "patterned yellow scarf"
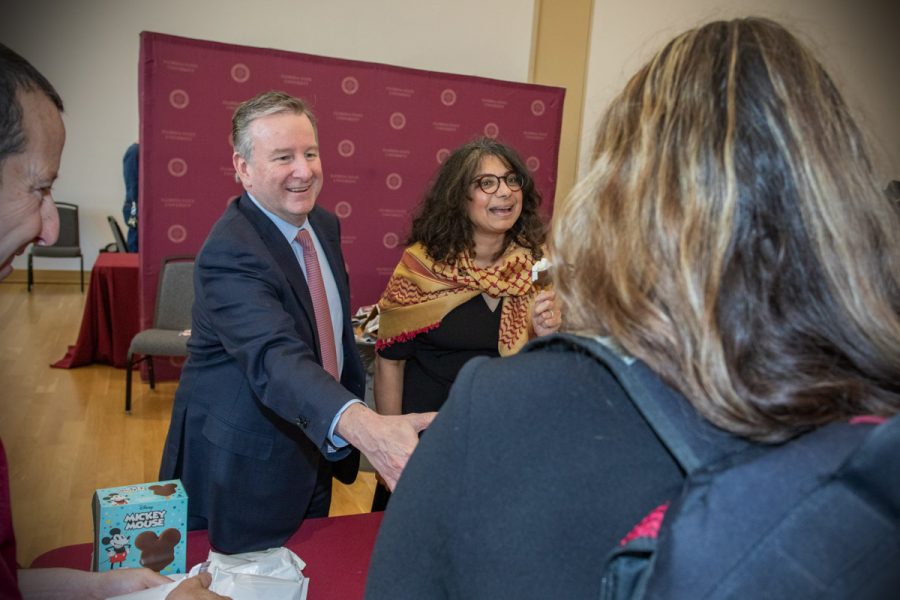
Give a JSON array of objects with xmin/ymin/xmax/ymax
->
[{"xmin": 377, "ymin": 242, "xmax": 538, "ymax": 356}]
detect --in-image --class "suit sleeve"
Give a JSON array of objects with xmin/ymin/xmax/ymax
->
[{"xmin": 195, "ymin": 227, "xmax": 356, "ymax": 451}]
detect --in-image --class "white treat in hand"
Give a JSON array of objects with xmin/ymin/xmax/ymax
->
[{"xmin": 531, "ymin": 257, "xmax": 552, "ymax": 289}]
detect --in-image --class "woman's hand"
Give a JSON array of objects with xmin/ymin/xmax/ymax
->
[{"xmin": 531, "ymin": 290, "xmax": 561, "ymax": 336}]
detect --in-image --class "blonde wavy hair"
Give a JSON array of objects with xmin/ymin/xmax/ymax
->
[{"xmin": 553, "ymin": 18, "xmax": 900, "ymax": 442}]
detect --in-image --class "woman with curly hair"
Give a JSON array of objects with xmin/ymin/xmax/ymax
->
[{"xmin": 371, "ymin": 138, "xmax": 560, "ymax": 509}]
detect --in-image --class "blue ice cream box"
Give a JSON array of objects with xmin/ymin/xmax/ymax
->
[{"xmin": 91, "ymin": 479, "xmax": 187, "ymax": 575}]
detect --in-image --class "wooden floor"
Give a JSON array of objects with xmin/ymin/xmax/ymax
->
[{"xmin": 0, "ymin": 278, "xmax": 376, "ymax": 567}]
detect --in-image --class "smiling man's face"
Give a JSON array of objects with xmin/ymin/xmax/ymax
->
[{"xmin": 232, "ymin": 110, "xmax": 322, "ymax": 227}]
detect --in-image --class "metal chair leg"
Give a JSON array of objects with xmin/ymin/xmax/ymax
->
[
  {"xmin": 148, "ymin": 357, "xmax": 156, "ymax": 390},
  {"xmin": 27, "ymin": 254, "xmax": 33, "ymax": 292},
  {"xmin": 125, "ymin": 355, "xmax": 133, "ymax": 414},
  {"xmin": 79, "ymin": 255, "xmax": 84, "ymax": 293}
]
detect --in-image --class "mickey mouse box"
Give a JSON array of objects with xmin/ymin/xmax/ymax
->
[{"xmin": 92, "ymin": 480, "xmax": 187, "ymax": 575}]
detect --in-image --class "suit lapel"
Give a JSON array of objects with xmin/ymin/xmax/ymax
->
[{"xmin": 234, "ymin": 194, "xmax": 319, "ymax": 349}]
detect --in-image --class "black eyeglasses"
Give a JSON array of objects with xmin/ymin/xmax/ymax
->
[{"xmin": 472, "ymin": 173, "xmax": 524, "ymax": 194}]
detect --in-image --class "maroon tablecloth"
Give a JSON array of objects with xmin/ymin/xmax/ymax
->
[
  {"xmin": 29, "ymin": 511, "xmax": 384, "ymax": 599},
  {"xmin": 52, "ymin": 253, "xmax": 140, "ymax": 369}
]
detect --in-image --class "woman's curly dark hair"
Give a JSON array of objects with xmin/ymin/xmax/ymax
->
[{"xmin": 407, "ymin": 137, "xmax": 546, "ymax": 263}]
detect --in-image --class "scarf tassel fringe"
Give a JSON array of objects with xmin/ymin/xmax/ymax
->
[{"xmin": 376, "ymin": 322, "xmax": 442, "ymax": 350}]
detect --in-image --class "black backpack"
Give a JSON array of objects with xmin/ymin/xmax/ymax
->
[{"xmin": 527, "ymin": 333, "xmax": 900, "ymax": 599}]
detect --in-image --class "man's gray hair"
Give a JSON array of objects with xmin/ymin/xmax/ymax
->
[{"xmin": 231, "ymin": 90, "xmax": 317, "ymax": 161}]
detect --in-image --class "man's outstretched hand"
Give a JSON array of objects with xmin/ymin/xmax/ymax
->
[{"xmin": 336, "ymin": 403, "xmax": 435, "ymax": 490}]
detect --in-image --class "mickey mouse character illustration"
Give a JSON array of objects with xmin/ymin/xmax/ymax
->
[
  {"xmin": 103, "ymin": 492, "xmax": 129, "ymax": 505},
  {"xmin": 101, "ymin": 528, "xmax": 131, "ymax": 569}
]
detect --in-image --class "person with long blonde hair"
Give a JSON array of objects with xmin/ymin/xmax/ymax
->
[
  {"xmin": 366, "ymin": 17, "xmax": 900, "ymax": 599},
  {"xmin": 557, "ymin": 17, "xmax": 900, "ymax": 442}
]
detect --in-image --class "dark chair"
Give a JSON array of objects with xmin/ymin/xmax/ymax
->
[
  {"xmin": 125, "ymin": 255, "xmax": 195, "ymax": 413},
  {"xmin": 27, "ymin": 201, "xmax": 83, "ymax": 292},
  {"xmin": 107, "ymin": 216, "xmax": 129, "ymax": 253}
]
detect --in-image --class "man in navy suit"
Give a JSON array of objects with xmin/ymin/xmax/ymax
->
[{"xmin": 159, "ymin": 91, "xmax": 434, "ymax": 554}]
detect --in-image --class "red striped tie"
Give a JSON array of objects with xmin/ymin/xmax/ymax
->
[{"xmin": 296, "ymin": 229, "xmax": 339, "ymax": 380}]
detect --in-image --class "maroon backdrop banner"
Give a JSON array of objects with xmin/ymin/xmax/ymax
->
[{"xmin": 138, "ymin": 31, "xmax": 565, "ymax": 355}]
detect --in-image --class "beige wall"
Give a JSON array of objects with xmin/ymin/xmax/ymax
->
[
  {"xmin": 2, "ymin": 0, "xmax": 535, "ymax": 272},
  {"xmin": 579, "ymin": 0, "xmax": 900, "ymax": 184},
  {"xmin": 529, "ymin": 0, "xmax": 594, "ymax": 203}
]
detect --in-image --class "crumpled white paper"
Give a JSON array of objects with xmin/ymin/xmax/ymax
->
[{"xmin": 107, "ymin": 547, "xmax": 309, "ymax": 600}]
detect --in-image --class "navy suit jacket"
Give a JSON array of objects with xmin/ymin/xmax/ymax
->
[{"xmin": 159, "ymin": 194, "xmax": 365, "ymax": 553}]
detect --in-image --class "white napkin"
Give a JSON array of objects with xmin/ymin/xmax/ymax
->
[{"xmin": 108, "ymin": 547, "xmax": 308, "ymax": 600}]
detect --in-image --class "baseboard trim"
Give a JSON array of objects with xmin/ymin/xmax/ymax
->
[{"xmin": 1, "ymin": 269, "xmax": 85, "ymax": 285}]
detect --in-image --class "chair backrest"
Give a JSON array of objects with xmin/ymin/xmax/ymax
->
[
  {"xmin": 106, "ymin": 215, "xmax": 128, "ymax": 252},
  {"xmin": 53, "ymin": 202, "xmax": 80, "ymax": 249},
  {"xmin": 154, "ymin": 255, "xmax": 195, "ymax": 330},
  {"xmin": 107, "ymin": 216, "xmax": 129, "ymax": 253},
  {"xmin": 32, "ymin": 202, "xmax": 81, "ymax": 257}
]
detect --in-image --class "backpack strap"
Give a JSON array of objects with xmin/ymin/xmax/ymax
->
[
  {"xmin": 525, "ymin": 333, "xmax": 749, "ymax": 474},
  {"xmin": 839, "ymin": 413, "xmax": 900, "ymax": 520},
  {"xmin": 531, "ymin": 332, "xmax": 900, "ymax": 598},
  {"xmin": 646, "ymin": 417, "xmax": 900, "ymax": 599}
]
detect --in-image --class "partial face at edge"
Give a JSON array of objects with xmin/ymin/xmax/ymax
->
[{"xmin": 0, "ymin": 89, "xmax": 65, "ymax": 280}]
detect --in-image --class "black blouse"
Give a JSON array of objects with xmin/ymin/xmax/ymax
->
[{"xmin": 377, "ymin": 295, "xmax": 502, "ymax": 413}]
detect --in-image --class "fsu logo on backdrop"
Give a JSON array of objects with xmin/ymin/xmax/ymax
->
[
  {"xmin": 483, "ymin": 122, "xmax": 500, "ymax": 139},
  {"xmin": 440, "ymin": 89, "xmax": 457, "ymax": 106},
  {"xmin": 167, "ymin": 158, "xmax": 188, "ymax": 177},
  {"xmin": 230, "ymin": 63, "xmax": 251, "ymax": 83},
  {"xmin": 531, "ymin": 100, "xmax": 546, "ymax": 116},
  {"xmin": 338, "ymin": 140, "xmax": 355, "ymax": 157},
  {"xmin": 167, "ymin": 224, "xmax": 187, "ymax": 244},
  {"xmin": 341, "ymin": 76, "xmax": 359, "ymax": 95},
  {"xmin": 169, "ymin": 89, "xmax": 190, "ymax": 109},
  {"xmin": 383, "ymin": 232, "xmax": 400, "ymax": 249},
  {"xmin": 436, "ymin": 148, "xmax": 451, "ymax": 164},
  {"xmin": 389, "ymin": 112, "xmax": 406, "ymax": 130},
  {"xmin": 526, "ymin": 156, "xmax": 541, "ymax": 172},
  {"xmin": 335, "ymin": 201, "xmax": 352, "ymax": 219},
  {"xmin": 385, "ymin": 173, "xmax": 403, "ymax": 191}
]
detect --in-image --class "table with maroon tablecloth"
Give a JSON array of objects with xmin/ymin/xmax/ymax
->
[
  {"xmin": 52, "ymin": 253, "xmax": 140, "ymax": 369},
  {"xmin": 30, "ymin": 511, "xmax": 384, "ymax": 599}
]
